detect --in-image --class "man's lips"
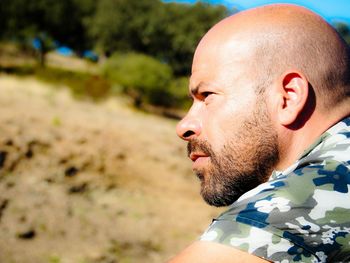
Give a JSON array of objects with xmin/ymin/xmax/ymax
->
[
  {"xmin": 189, "ymin": 152, "xmax": 209, "ymax": 162},
  {"xmin": 190, "ymin": 153, "xmax": 210, "ymax": 170}
]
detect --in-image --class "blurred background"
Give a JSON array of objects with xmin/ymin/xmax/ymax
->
[{"xmin": 0, "ymin": 0, "xmax": 349, "ymax": 262}]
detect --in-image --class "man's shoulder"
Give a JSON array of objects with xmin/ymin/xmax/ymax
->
[
  {"xmin": 220, "ymin": 159, "xmax": 350, "ymax": 218},
  {"xmin": 201, "ymin": 160, "xmax": 350, "ymax": 262},
  {"xmin": 199, "ymin": 118, "xmax": 350, "ymax": 262}
]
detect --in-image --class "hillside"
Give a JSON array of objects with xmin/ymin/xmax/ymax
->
[{"xmin": 0, "ymin": 74, "xmax": 220, "ymax": 263}]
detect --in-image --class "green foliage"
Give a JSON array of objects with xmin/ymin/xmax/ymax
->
[
  {"xmin": 0, "ymin": 64, "xmax": 36, "ymax": 76},
  {"xmin": 87, "ymin": 0, "xmax": 229, "ymax": 75},
  {"xmin": 52, "ymin": 116, "xmax": 62, "ymax": 127},
  {"xmin": 1, "ymin": 0, "xmax": 229, "ymax": 73},
  {"xmin": 1, "ymin": 57, "xmax": 190, "ymax": 111},
  {"xmin": 48, "ymin": 255, "xmax": 61, "ymax": 263},
  {"xmin": 103, "ymin": 52, "xmax": 173, "ymax": 107},
  {"xmin": 35, "ymin": 67, "xmax": 111, "ymax": 100},
  {"xmin": 334, "ymin": 22, "xmax": 350, "ymax": 45},
  {"xmin": 168, "ymin": 77, "xmax": 191, "ymax": 109},
  {"xmin": 83, "ymin": 75, "xmax": 111, "ymax": 99},
  {"xmin": 153, "ymin": 2, "xmax": 229, "ymax": 75},
  {"xmin": 0, "ymin": 0, "xmax": 231, "ymax": 111},
  {"xmin": 103, "ymin": 52, "xmax": 191, "ymax": 109},
  {"xmin": 0, "ymin": 0, "xmax": 96, "ymax": 65},
  {"xmin": 87, "ymin": 0, "xmax": 161, "ymax": 53}
]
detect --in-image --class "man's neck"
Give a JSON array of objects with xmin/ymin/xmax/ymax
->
[{"xmin": 276, "ymin": 111, "xmax": 347, "ymax": 171}]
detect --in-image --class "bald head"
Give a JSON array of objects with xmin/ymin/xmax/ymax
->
[{"xmin": 194, "ymin": 4, "xmax": 350, "ymax": 110}]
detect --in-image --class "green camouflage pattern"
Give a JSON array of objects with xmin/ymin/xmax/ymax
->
[{"xmin": 200, "ymin": 117, "xmax": 350, "ymax": 262}]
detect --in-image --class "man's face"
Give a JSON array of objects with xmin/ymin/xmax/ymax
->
[{"xmin": 176, "ymin": 39, "xmax": 279, "ymax": 207}]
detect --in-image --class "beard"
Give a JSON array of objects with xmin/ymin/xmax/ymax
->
[{"xmin": 187, "ymin": 98, "xmax": 279, "ymax": 207}]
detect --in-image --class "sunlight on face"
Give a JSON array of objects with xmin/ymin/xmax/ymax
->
[
  {"xmin": 187, "ymin": 96, "xmax": 279, "ymax": 206},
  {"xmin": 178, "ymin": 27, "xmax": 280, "ymax": 206}
]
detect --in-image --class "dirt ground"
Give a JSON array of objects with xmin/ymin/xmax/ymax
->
[{"xmin": 0, "ymin": 75, "xmax": 221, "ymax": 263}]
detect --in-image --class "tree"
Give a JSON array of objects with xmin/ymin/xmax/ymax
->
[
  {"xmin": 87, "ymin": 0, "xmax": 229, "ymax": 75},
  {"xmin": 1, "ymin": 0, "xmax": 96, "ymax": 66},
  {"xmin": 150, "ymin": 2, "xmax": 229, "ymax": 75},
  {"xmin": 2, "ymin": 0, "xmax": 230, "ymax": 73},
  {"xmin": 87, "ymin": 0, "xmax": 161, "ymax": 55}
]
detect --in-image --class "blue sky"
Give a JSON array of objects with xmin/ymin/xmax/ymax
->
[{"xmin": 162, "ymin": 0, "xmax": 350, "ymax": 24}]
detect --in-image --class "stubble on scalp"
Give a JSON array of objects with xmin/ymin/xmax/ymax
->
[{"xmin": 187, "ymin": 96, "xmax": 279, "ymax": 207}]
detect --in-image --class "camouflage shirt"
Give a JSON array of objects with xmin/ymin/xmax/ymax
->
[{"xmin": 200, "ymin": 117, "xmax": 350, "ymax": 262}]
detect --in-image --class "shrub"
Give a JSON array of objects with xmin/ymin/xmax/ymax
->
[
  {"xmin": 83, "ymin": 75, "xmax": 111, "ymax": 99},
  {"xmin": 103, "ymin": 52, "xmax": 173, "ymax": 107},
  {"xmin": 168, "ymin": 77, "xmax": 191, "ymax": 109},
  {"xmin": 35, "ymin": 67, "xmax": 111, "ymax": 100}
]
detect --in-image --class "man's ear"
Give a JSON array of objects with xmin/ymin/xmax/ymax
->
[{"xmin": 276, "ymin": 71, "xmax": 309, "ymax": 126}]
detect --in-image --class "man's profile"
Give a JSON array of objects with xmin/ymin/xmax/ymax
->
[{"xmin": 169, "ymin": 4, "xmax": 350, "ymax": 262}]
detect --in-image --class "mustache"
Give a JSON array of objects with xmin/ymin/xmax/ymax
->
[{"xmin": 187, "ymin": 139, "xmax": 213, "ymax": 158}]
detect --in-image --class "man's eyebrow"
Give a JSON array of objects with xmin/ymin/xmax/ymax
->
[{"xmin": 189, "ymin": 82, "xmax": 206, "ymax": 97}]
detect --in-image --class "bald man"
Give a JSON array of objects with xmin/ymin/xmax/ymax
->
[{"xmin": 170, "ymin": 4, "xmax": 350, "ymax": 263}]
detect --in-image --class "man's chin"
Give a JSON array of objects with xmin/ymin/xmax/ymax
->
[
  {"xmin": 201, "ymin": 190, "xmax": 236, "ymax": 207},
  {"xmin": 194, "ymin": 168, "xmax": 244, "ymax": 207},
  {"xmin": 200, "ymin": 183, "xmax": 240, "ymax": 207}
]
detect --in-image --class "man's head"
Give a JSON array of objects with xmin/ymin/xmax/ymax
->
[{"xmin": 176, "ymin": 4, "xmax": 350, "ymax": 207}]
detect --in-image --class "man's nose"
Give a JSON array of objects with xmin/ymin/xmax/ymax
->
[{"xmin": 176, "ymin": 116, "xmax": 202, "ymax": 141}]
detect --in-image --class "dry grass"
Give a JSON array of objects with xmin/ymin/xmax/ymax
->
[{"xmin": 0, "ymin": 75, "xmax": 221, "ymax": 263}]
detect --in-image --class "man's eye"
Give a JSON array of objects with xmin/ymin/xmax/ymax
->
[{"xmin": 201, "ymin": 91, "xmax": 213, "ymax": 98}]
